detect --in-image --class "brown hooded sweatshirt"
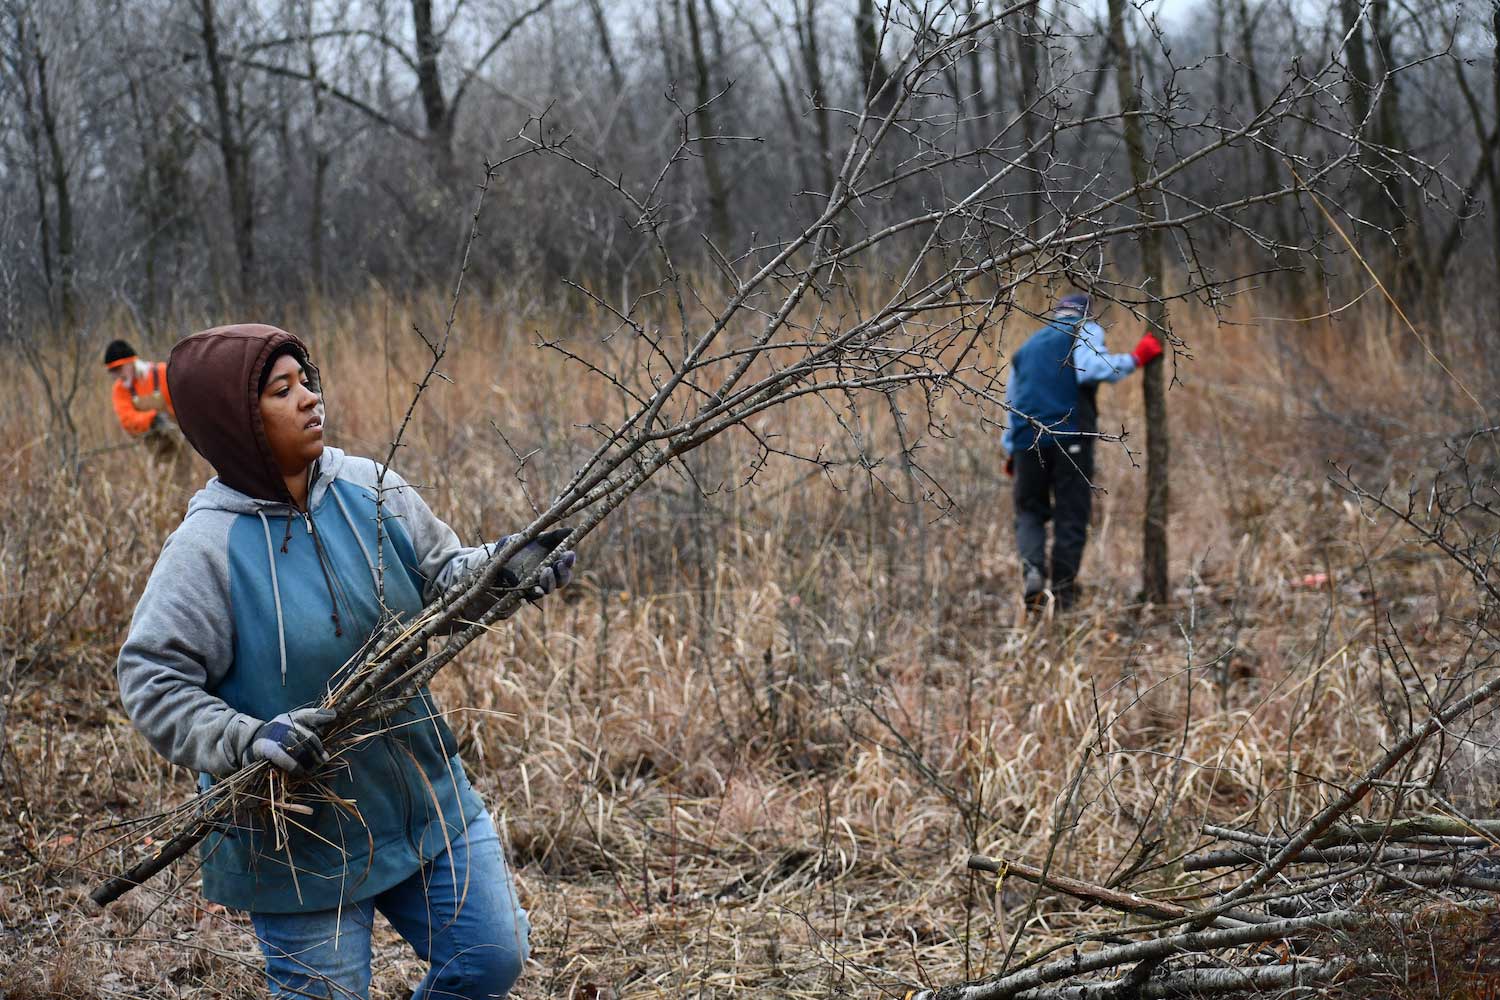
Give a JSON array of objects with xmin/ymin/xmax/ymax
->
[
  {"xmin": 121, "ymin": 324, "xmax": 492, "ymax": 912},
  {"xmin": 167, "ymin": 324, "xmax": 315, "ymax": 505}
]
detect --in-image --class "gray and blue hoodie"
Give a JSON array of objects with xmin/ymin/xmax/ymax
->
[{"xmin": 117, "ymin": 325, "xmax": 502, "ymax": 913}]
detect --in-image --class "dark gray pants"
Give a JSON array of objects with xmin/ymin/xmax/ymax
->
[{"xmin": 1014, "ymin": 438, "xmax": 1094, "ymax": 603}]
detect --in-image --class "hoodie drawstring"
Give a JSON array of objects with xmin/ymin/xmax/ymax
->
[
  {"xmin": 329, "ymin": 484, "xmax": 380, "ymax": 593},
  {"xmin": 257, "ymin": 510, "xmax": 290, "ymax": 686},
  {"xmin": 304, "ymin": 510, "xmax": 347, "ymax": 638}
]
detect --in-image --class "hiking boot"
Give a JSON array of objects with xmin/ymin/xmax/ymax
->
[
  {"xmin": 1022, "ymin": 562, "xmax": 1047, "ymax": 606},
  {"xmin": 1054, "ymin": 578, "xmax": 1081, "ymax": 611}
]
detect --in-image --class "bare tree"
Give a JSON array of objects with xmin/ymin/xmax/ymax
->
[
  {"xmin": 196, "ymin": 0, "xmax": 256, "ymax": 299},
  {"xmin": 685, "ymin": 0, "xmax": 732, "ymax": 246},
  {"xmin": 4, "ymin": 0, "xmax": 76, "ymax": 325},
  {"xmin": 1106, "ymin": 0, "xmax": 1172, "ymax": 603},
  {"xmin": 797, "ymin": 0, "xmax": 834, "ymax": 192}
]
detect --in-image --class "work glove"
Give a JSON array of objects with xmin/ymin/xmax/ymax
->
[
  {"xmin": 497, "ymin": 535, "xmax": 577, "ymax": 599},
  {"xmin": 246, "ymin": 707, "xmax": 335, "ymax": 775},
  {"xmin": 1131, "ymin": 331, "xmax": 1165, "ymax": 367}
]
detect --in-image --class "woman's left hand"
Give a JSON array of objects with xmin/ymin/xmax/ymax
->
[
  {"xmin": 499, "ymin": 536, "xmax": 576, "ymax": 599},
  {"xmin": 537, "ymin": 549, "xmax": 576, "ymax": 595}
]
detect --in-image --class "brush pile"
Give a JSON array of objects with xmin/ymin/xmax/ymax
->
[{"xmin": 912, "ymin": 814, "xmax": 1500, "ymax": 1000}]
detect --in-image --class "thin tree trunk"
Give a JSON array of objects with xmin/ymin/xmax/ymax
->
[
  {"xmin": 855, "ymin": 0, "xmax": 892, "ymax": 110},
  {"xmin": 703, "ymin": 0, "xmax": 727, "ymax": 77},
  {"xmin": 1014, "ymin": 2, "xmax": 1044, "ymax": 238},
  {"xmin": 1212, "ymin": 0, "xmax": 1227, "ymax": 109},
  {"xmin": 799, "ymin": 0, "xmax": 833, "ymax": 193},
  {"xmin": 685, "ymin": 0, "xmax": 730, "ymax": 247},
  {"xmin": 1338, "ymin": 0, "xmax": 1388, "ymax": 243},
  {"xmin": 302, "ymin": 0, "xmax": 328, "ymax": 290},
  {"xmin": 198, "ymin": 0, "xmax": 255, "ymax": 299},
  {"xmin": 1106, "ymin": 0, "xmax": 1171, "ymax": 603},
  {"xmin": 1370, "ymin": 0, "xmax": 1422, "ymax": 302},
  {"xmin": 33, "ymin": 37, "xmax": 73, "ymax": 325},
  {"xmin": 1492, "ymin": 0, "xmax": 1500, "ymax": 296},
  {"xmin": 13, "ymin": 13, "xmax": 56, "ymax": 314},
  {"xmin": 410, "ymin": 0, "xmax": 453, "ymax": 169},
  {"xmin": 128, "ymin": 77, "xmax": 159, "ymax": 322},
  {"xmin": 1435, "ymin": 51, "xmax": 1500, "ymax": 282},
  {"xmin": 585, "ymin": 0, "xmax": 624, "ymax": 93},
  {"xmin": 656, "ymin": 0, "xmax": 677, "ymax": 84},
  {"xmin": 965, "ymin": 1, "xmax": 988, "ymax": 151},
  {"xmin": 1236, "ymin": 0, "xmax": 1294, "ymax": 272}
]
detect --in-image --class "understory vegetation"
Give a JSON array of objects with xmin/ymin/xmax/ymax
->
[{"xmin": 0, "ymin": 285, "xmax": 1489, "ymax": 997}]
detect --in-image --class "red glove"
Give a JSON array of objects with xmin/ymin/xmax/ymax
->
[
  {"xmin": 1004, "ymin": 455, "xmax": 1014, "ymax": 477},
  {"xmin": 1131, "ymin": 331, "xmax": 1164, "ymax": 367}
]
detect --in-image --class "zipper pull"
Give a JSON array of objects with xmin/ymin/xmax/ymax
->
[{"xmin": 303, "ymin": 512, "xmax": 314, "ymax": 534}]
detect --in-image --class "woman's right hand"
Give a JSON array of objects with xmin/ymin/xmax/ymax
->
[{"xmin": 245, "ymin": 707, "xmax": 335, "ymax": 774}]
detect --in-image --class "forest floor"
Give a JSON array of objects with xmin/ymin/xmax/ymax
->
[{"xmin": 0, "ymin": 291, "xmax": 1488, "ymax": 997}]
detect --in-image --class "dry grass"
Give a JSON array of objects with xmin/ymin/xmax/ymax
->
[{"xmin": 0, "ymin": 285, "xmax": 1484, "ymax": 997}]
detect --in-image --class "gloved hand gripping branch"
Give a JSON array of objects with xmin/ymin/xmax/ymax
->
[
  {"xmin": 241, "ymin": 532, "xmax": 576, "ymax": 777},
  {"xmin": 243, "ymin": 707, "xmax": 336, "ymax": 775},
  {"xmin": 494, "ymin": 530, "xmax": 576, "ymax": 600}
]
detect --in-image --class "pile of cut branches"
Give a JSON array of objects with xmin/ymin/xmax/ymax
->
[{"xmin": 933, "ymin": 815, "xmax": 1500, "ymax": 1000}]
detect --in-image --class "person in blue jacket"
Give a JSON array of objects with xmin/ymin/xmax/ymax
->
[
  {"xmin": 1002, "ymin": 294, "xmax": 1162, "ymax": 609},
  {"xmin": 115, "ymin": 324, "xmax": 575, "ymax": 999}
]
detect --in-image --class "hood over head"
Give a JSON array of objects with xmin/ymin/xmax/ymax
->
[{"xmin": 168, "ymin": 324, "xmax": 319, "ymax": 504}]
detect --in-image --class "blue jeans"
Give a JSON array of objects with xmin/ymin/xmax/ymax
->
[{"xmin": 249, "ymin": 810, "xmax": 530, "ymax": 999}]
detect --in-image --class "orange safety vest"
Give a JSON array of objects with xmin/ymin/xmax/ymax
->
[{"xmin": 112, "ymin": 360, "xmax": 176, "ymax": 436}]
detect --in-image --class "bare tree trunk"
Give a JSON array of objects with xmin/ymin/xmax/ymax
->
[
  {"xmin": 1492, "ymin": 0, "xmax": 1500, "ymax": 297},
  {"xmin": 1370, "ymin": 0, "xmax": 1423, "ymax": 303},
  {"xmin": 411, "ymin": 0, "xmax": 453, "ymax": 171},
  {"xmin": 1236, "ymin": 0, "xmax": 1294, "ymax": 277},
  {"xmin": 965, "ymin": 1, "xmax": 988, "ymax": 151},
  {"xmin": 127, "ymin": 77, "xmax": 158, "ymax": 321},
  {"xmin": 987, "ymin": 23, "xmax": 1005, "ymax": 142},
  {"xmin": 1106, "ymin": 0, "xmax": 1171, "ymax": 604},
  {"xmin": 798, "ymin": 0, "xmax": 833, "ymax": 193},
  {"xmin": 702, "ymin": 0, "xmax": 727, "ymax": 75},
  {"xmin": 13, "ymin": 12, "xmax": 56, "ymax": 315},
  {"xmin": 1337, "ymin": 0, "xmax": 1393, "ymax": 253},
  {"xmin": 301, "ymin": 0, "xmax": 328, "ymax": 290},
  {"xmin": 855, "ymin": 0, "xmax": 892, "ymax": 109},
  {"xmin": 198, "ymin": 0, "xmax": 255, "ymax": 299},
  {"xmin": 1014, "ymin": 2, "xmax": 1044, "ymax": 238},
  {"xmin": 11, "ymin": 8, "xmax": 73, "ymax": 325},
  {"xmin": 1435, "ymin": 54, "xmax": 1500, "ymax": 284},
  {"xmin": 32, "ymin": 33, "xmax": 73, "ymax": 325},
  {"xmin": 685, "ymin": 0, "xmax": 730, "ymax": 248},
  {"xmin": 1212, "ymin": 0, "xmax": 1227, "ymax": 109},
  {"xmin": 585, "ymin": 0, "xmax": 624, "ymax": 94},
  {"xmin": 656, "ymin": 0, "xmax": 678, "ymax": 84}
]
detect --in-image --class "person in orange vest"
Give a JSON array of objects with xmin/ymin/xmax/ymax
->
[{"xmin": 104, "ymin": 339, "xmax": 183, "ymax": 461}]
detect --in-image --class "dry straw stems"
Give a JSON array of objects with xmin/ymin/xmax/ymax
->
[{"xmin": 0, "ymin": 279, "xmax": 1492, "ymax": 997}]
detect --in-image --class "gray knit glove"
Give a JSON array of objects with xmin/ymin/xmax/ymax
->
[{"xmin": 246, "ymin": 707, "xmax": 335, "ymax": 775}]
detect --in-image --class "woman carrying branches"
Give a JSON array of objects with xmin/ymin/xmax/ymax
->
[{"xmin": 114, "ymin": 324, "xmax": 574, "ymax": 999}]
